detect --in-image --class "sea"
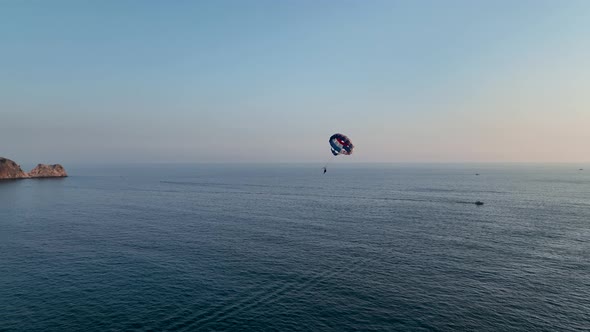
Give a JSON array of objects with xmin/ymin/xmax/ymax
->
[{"xmin": 1, "ymin": 163, "xmax": 589, "ymax": 331}]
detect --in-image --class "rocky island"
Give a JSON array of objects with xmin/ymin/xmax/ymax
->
[{"xmin": 0, "ymin": 157, "xmax": 67, "ymax": 180}]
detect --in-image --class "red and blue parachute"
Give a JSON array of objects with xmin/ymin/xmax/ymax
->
[{"xmin": 329, "ymin": 133, "xmax": 354, "ymax": 156}]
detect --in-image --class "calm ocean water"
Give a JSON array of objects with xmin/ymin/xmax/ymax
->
[{"xmin": 1, "ymin": 164, "xmax": 589, "ymax": 331}]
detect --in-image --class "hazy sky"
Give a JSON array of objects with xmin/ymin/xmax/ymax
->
[{"xmin": 2, "ymin": 1, "xmax": 589, "ymax": 164}]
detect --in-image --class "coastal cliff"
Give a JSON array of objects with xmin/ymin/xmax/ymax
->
[
  {"xmin": 28, "ymin": 163, "xmax": 68, "ymax": 178},
  {"xmin": 0, "ymin": 157, "xmax": 67, "ymax": 180},
  {"xmin": 0, "ymin": 158, "xmax": 28, "ymax": 179}
]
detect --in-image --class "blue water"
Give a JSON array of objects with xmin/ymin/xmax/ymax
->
[{"xmin": 1, "ymin": 164, "xmax": 589, "ymax": 331}]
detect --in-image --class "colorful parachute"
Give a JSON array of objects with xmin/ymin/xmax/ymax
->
[{"xmin": 329, "ymin": 133, "xmax": 354, "ymax": 156}]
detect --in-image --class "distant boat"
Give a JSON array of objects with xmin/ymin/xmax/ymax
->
[
  {"xmin": 475, "ymin": 201, "xmax": 484, "ymax": 206},
  {"xmin": 475, "ymin": 173, "xmax": 480, "ymax": 176}
]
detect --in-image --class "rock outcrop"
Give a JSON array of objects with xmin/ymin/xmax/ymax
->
[
  {"xmin": 0, "ymin": 158, "xmax": 28, "ymax": 179},
  {"xmin": 0, "ymin": 157, "xmax": 68, "ymax": 180},
  {"xmin": 28, "ymin": 163, "xmax": 68, "ymax": 178}
]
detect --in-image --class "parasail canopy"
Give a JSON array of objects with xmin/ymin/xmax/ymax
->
[{"xmin": 329, "ymin": 133, "xmax": 354, "ymax": 156}]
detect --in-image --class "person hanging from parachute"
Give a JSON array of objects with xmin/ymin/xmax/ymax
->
[{"xmin": 324, "ymin": 133, "xmax": 354, "ymax": 173}]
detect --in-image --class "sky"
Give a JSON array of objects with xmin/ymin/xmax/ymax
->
[{"xmin": 1, "ymin": 0, "xmax": 589, "ymax": 164}]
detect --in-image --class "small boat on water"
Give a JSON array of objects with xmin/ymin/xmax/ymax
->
[{"xmin": 475, "ymin": 201, "xmax": 484, "ymax": 206}]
